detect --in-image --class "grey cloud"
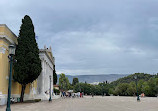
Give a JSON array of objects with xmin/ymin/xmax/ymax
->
[{"xmin": 1, "ymin": 0, "xmax": 158, "ymax": 75}]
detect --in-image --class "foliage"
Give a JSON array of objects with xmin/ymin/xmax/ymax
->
[
  {"xmin": 53, "ymin": 65, "xmax": 57, "ymax": 85},
  {"xmin": 142, "ymin": 78, "xmax": 158, "ymax": 96},
  {"xmin": 59, "ymin": 73, "xmax": 70, "ymax": 91},
  {"xmin": 110, "ymin": 73, "xmax": 158, "ymax": 97},
  {"xmin": 34, "ymin": 99, "xmax": 41, "ymax": 102},
  {"xmin": 59, "ymin": 73, "xmax": 158, "ymax": 97},
  {"xmin": 54, "ymin": 88, "xmax": 60, "ymax": 94},
  {"xmin": 98, "ymin": 82, "xmax": 111, "ymax": 95},
  {"xmin": 74, "ymin": 83, "xmax": 91, "ymax": 94},
  {"xmin": 72, "ymin": 78, "xmax": 79, "ymax": 86},
  {"xmin": 111, "ymin": 73, "xmax": 154, "ymax": 86},
  {"xmin": 126, "ymin": 82, "xmax": 136, "ymax": 96},
  {"xmin": 13, "ymin": 15, "xmax": 42, "ymax": 102},
  {"xmin": 69, "ymin": 83, "xmax": 74, "ymax": 90},
  {"xmin": 73, "ymin": 82, "xmax": 111, "ymax": 95}
]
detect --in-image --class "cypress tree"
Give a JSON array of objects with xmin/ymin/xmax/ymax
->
[
  {"xmin": 13, "ymin": 15, "xmax": 42, "ymax": 102},
  {"xmin": 53, "ymin": 65, "xmax": 57, "ymax": 85}
]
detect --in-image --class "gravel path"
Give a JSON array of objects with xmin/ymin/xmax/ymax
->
[{"xmin": 1, "ymin": 96, "xmax": 158, "ymax": 111}]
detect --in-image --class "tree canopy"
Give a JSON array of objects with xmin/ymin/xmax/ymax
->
[
  {"xmin": 72, "ymin": 77, "xmax": 79, "ymax": 86},
  {"xmin": 73, "ymin": 73, "xmax": 158, "ymax": 97},
  {"xmin": 59, "ymin": 73, "xmax": 70, "ymax": 91},
  {"xmin": 111, "ymin": 73, "xmax": 154, "ymax": 86}
]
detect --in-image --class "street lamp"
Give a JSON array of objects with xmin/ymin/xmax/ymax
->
[
  {"xmin": 6, "ymin": 45, "xmax": 16, "ymax": 111},
  {"xmin": 134, "ymin": 75, "xmax": 140, "ymax": 101},
  {"xmin": 49, "ymin": 75, "xmax": 52, "ymax": 101}
]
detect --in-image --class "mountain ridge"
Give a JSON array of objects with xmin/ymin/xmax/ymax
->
[{"xmin": 57, "ymin": 74, "xmax": 129, "ymax": 84}]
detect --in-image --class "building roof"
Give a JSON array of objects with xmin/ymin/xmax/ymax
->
[
  {"xmin": 0, "ymin": 24, "xmax": 17, "ymax": 44},
  {"xmin": 0, "ymin": 24, "xmax": 17, "ymax": 38}
]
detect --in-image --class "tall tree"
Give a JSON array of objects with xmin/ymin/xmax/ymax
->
[
  {"xmin": 72, "ymin": 78, "xmax": 79, "ymax": 86},
  {"xmin": 59, "ymin": 73, "xmax": 70, "ymax": 91},
  {"xmin": 53, "ymin": 65, "xmax": 57, "ymax": 85},
  {"xmin": 13, "ymin": 15, "xmax": 42, "ymax": 102}
]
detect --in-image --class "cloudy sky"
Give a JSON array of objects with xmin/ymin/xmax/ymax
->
[{"xmin": 1, "ymin": 0, "xmax": 158, "ymax": 75}]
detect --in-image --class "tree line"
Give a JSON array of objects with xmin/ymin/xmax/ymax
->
[{"xmin": 58, "ymin": 73, "xmax": 158, "ymax": 97}]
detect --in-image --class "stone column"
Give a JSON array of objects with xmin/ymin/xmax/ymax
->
[
  {"xmin": 44, "ymin": 61, "xmax": 48, "ymax": 94},
  {"xmin": 41, "ymin": 59, "xmax": 45, "ymax": 95},
  {"xmin": 52, "ymin": 68, "xmax": 54, "ymax": 94}
]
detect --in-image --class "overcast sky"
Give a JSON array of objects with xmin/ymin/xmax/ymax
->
[{"xmin": 1, "ymin": 0, "xmax": 158, "ymax": 75}]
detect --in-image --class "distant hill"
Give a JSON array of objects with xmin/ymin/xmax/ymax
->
[
  {"xmin": 57, "ymin": 74, "xmax": 128, "ymax": 84},
  {"xmin": 111, "ymin": 73, "xmax": 154, "ymax": 86}
]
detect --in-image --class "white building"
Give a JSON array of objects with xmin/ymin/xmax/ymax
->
[{"xmin": 36, "ymin": 46, "xmax": 55, "ymax": 100}]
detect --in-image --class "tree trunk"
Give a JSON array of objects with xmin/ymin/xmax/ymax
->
[{"xmin": 20, "ymin": 84, "xmax": 26, "ymax": 102}]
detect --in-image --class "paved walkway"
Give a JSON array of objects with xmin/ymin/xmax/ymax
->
[{"xmin": 1, "ymin": 96, "xmax": 158, "ymax": 111}]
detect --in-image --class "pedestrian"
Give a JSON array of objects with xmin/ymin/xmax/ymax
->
[{"xmin": 92, "ymin": 93, "xmax": 94, "ymax": 97}]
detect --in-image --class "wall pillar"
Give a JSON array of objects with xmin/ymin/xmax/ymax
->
[{"xmin": 41, "ymin": 59, "xmax": 45, "ymax": 95}]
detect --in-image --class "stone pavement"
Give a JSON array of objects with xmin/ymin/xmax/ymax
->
[{"xmin": 1, "ymin": 96, "xmax": 158, "ymax": 111}]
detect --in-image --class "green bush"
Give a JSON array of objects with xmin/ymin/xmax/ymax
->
[
  {"xmin": 34, "ymin": 99, "xmax": 41, "ymax": 102},
  {"xmin": 54, "ymin": 88, "xmax": 60, "ymax": 94}
]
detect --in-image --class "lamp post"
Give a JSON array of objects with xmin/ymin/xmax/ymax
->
[
  {"xmin": 6, "ymin": 45, "xmax": 16, "ymax": 111},
  {"xmin": 134, "ymin": 75, "xmax": 140, "ymax": 101},
  {"xmin": 49, "ymin": 75, "xmax": 52, "ymax": 101}
]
